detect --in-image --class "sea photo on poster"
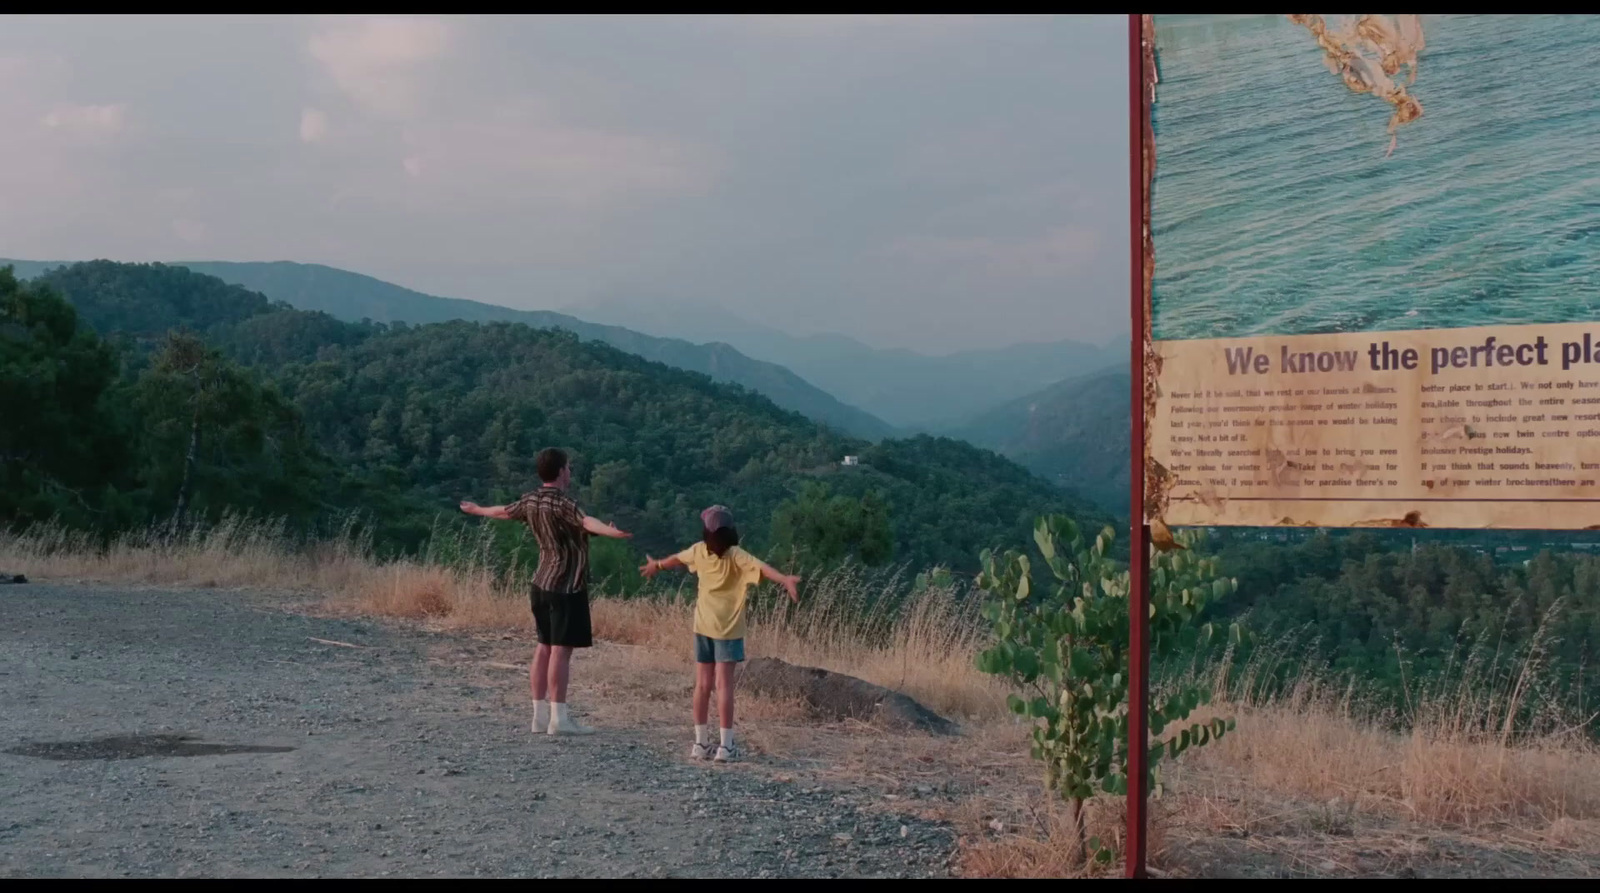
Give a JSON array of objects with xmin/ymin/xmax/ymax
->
[
  {"xmin": 1150, "ymin": 14, "xmax": 1600, "ymax": 341},
  {"xmin": 1145, "ymin": 15, "xmax": 1600, "ymax": 530}
]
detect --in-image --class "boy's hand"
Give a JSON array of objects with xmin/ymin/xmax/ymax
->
[
  {"xmin": 781, "ymin": 574, "xmax": 801, "ymax": 603},
  {"xmin": 639, "ymin": 555, "xmax": 659, "ymax": 579},
  {"xmin": 583, "ymin": 515, "xmax": 632, "ymax": 539}
]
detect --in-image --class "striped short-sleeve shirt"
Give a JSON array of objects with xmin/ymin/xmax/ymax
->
[{"xmin": 505, "ymin": 487, "xmax": 589, "ymax": 594}]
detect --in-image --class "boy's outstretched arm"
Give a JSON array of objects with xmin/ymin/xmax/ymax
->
[
  {"xmin": 459, "ymin": 500, "xmax": 513, "ymax": 521},
  {"xmin": 640, "ymin": 554, "xmax": 685, "ymax": 579},
  {"xmin": 583, "ymin": 515, "xmax": 633, "ymax": 539},
  {"xmin": 755, "ymin": 559, "xmax": 801, "ymax": 603}
]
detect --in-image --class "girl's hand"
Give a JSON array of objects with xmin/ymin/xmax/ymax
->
[{"xmin": 459, "ymin": 501, "xmax": 480, "ymax": 515}]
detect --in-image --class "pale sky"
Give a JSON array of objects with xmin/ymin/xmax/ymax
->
[{"xmin": 0, "ymin": 14, "xmax": 1129, "ymax": 353}]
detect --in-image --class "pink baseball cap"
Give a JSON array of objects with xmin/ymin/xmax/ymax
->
[{"xmin": 700, "ymin": 505, "xmax": 734, "ymax": 532}]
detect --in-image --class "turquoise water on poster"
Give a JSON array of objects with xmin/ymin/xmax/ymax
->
[{"xmin": 1150, "ymin": 14, "xmax": 1600, "ymax": 341}]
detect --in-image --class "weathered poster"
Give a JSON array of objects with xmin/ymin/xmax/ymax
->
[{"xmin": 1144, "ymin": 14, "xmax": 1600, "ymax": 529}]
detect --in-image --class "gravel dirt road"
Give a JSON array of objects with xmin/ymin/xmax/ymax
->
[{"xmin": 0, "ymin": 584, "xmax": 954, "ymax": 878}]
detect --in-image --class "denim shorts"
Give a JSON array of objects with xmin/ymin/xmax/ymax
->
[{"xmin": 694, "ymin": 634, "xmax": 745, "ymax": 664}]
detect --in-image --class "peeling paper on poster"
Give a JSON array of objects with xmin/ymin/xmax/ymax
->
[
  {"xmin": 1286, "ymin": 14, "xmax": 1426, "ymax": 157},
  {"xmin": 1139, "ymin": 14, "xmax": 1176, "ymax": 535}
]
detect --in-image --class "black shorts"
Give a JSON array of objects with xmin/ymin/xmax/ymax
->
[{"xmin": 530, "ymin": 587, "xmax": 593, "ymax": 648}]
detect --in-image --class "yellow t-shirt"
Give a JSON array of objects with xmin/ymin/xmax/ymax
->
[{"xmin": 676, "ymin": 542, "xmax": 763, "ymax": 640}]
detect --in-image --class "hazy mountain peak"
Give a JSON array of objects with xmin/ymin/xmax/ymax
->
[
  {"xmin": 564, "ymin": 293, "xmax": 1125, "ymax": 428},
  {"xmin": 3, "ymin": 258, "xmax": 897, "ymax": 441}
]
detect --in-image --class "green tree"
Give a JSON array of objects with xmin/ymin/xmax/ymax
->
[
  {"xmin": 0, "ymin": 267, "xmax": 129, "ymax": 527},
  {"xmin": 36, "ymin": 259, "xmax": 281, "ymax": 338},
  {"xmin": 976, "ymin": 517, "xmax": 1240, "ymax": 869},
  {"xmin": 770, "ymin": 482, "xmax": 894, "ymax": 568},
  {"xmin": 134, "ymin": 331, "xmax": 324, "ymax": 530}
]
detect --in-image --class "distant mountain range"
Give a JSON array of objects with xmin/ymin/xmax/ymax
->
[
  {"xmin": 8, "ymin": 258, "xmax": 1116, "ymax": 568},
  {"xmin": 4, "ymin": 256, "xmax": 1135, "ymax": 514},
  {"xmin": 945, "ymin": 364, "xmax": 1131, "ymax": 514},
  {"xmin": 566, "ymin": 295, "xmax": 1125, "ymax": 429},
  {"xmin": 573, "ymin": 294, "xmax": 1134, "ymax": 512},
  {"xmin": 2, "ymin": 259, "xmax": 896, "ymax": 441}
]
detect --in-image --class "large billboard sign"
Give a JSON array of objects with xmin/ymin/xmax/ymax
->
[{"xmin": 1143, "ymin": 14, "xmax": 1600, "ymax": 530}]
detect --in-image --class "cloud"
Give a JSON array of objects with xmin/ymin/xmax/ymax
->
[
  {"xmin": 307, "ymin": 16, "xmax": 451, "ymax": 117},
  {"xmin": 0, "ymin": 50, "xmax": 69, "ymax": 95},
  {"xmin": 0, "ymin": 54, "xmax": 29, "ymax": 82},
  {"xmin": 728, "ymin": 14, "xmax": 975, "ymax": 36},
  {"xmin": 294, "ymin": 20, "xmax": 715, "ymax": 251},
  {"xmin": 0, "ymin": 15, "xmax": 1127, "ymax": 352},
  {"xmin": 882, "ymin": 225, "xmax": 1103, "ymax": 279},
  {"xmin": 751, "ymin": 14, "xmax": 901, "ymax": 29},
  {"xmin": 171, "ymin": 218, "xmax": 208, "ymax": 243},
  {"xmin": 40, "ymin": 102, "xmax": 127, "ymax": 136},
  {"xmin": 397, "ymin": 104, "xmax": 710, "ymax": 206},
  {"xmin": 299, "ymin": 107, "xmax": 328, "ymax": 142}
]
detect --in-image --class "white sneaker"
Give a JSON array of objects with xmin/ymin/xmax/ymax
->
[
  {"xmin": 713, "ymin": 744, "xmax": 739, "ymax": 763},
  {"xmin": 547, "ymin": 715, "xmax": 596, "ymax": 736},
  {"xmin": 546, "ymin": 702, "xmax": 595, "ymax": 736},
  {"xmin": 690, "ymin": 742, "xmax": 712, "ymax": 761}
]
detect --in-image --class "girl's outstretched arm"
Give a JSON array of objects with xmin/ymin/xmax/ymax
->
[
  {"xmin": 754, "ymin": 559, "xmax": 801, "ymax": 603},
  {"xmin": 640, "ymin": 554, "xmax": 686, "ymax": 579}
]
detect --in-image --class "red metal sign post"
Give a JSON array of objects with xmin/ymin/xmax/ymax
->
[{"xmin": 1125, "ymin": 12, "xmax": 1151, "ymax": 881}]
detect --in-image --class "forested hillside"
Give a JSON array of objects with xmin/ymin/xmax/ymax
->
[
  {"xmin": 949, "ymin": 365, "xmax": 1130, "ymax": 513},
  {"xmin": 159, "ymin": 260, "xmax": 900, "ymax": 440},
  {"xmin": 4, "ymin": 259, "xmax": 896, "ymax": 440},
  {"xmin": 1206, "ymin": 528, "xmax": 1600, "ymax": 719},
  {"xmin": 4, "ymin": 262, "xmax": 1108, "ymax": 571}
]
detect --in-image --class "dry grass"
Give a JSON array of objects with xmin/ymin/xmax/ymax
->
[
  {"xmin": 955, "ymin": 793, "xmax": 1171, "ymax": 879},
  {"xmin": 587, "ymin": 563, "xmax": 1010, "ymax": 722},
  {"xmin": 1191, "ymin": 704, "xmax": 1600, "ymax": 829},
  {"xmin": 350, "ymin": 561, "xmax": 527, "ymax": 628},
  {"xmin": 0, "ymin": 515, "xmax": 374, "ymax": 593},
  {"xmin": 4, "ymin": 515, "xmax": 1599, "ymax": 877}
]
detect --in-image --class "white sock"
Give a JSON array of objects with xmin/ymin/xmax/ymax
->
[
  {"xmin": 720, "ymin": 727, "xmax": 735, "ymax": 749},
  {"xmin": 533, "ymin": 700, "xmax": 550, "ymax": 728},
  {"xmin": 695, "ymin": 724, "xmax": 709, "ymax": 746},
  {"xmin": 552, "ymin": 702, "xmax": 570, "ymax": 725}
]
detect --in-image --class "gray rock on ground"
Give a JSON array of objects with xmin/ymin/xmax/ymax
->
[{"xmin": 738, "ymin": 657, "xmax": 959, "ymax": 736}]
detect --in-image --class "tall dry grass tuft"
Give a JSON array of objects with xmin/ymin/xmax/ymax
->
[
  {"xmin": 956, "ymin": 796, "xmax": 1142, "ymax": 879},
  {"xmin": 0, "ymin": 513, "xmax": 530, "ymax": 631},
  {"xmin": 1173, "ymin": 616, "xmax": 1600, "ymax": 831},
  {"xmin": 747, "ymin": 563, "xmax": 1009, "ymax": 720},
  {"xmin": 0, "ymin": 513, "xmax": 373, "ymax": 592},
  {"xmin": 592, "ymin": 563, "xmax": 1011, "ymax": 721},
  {"xmin": 347, "ymin": 560, "xmax": 529, "ymax": 629}
]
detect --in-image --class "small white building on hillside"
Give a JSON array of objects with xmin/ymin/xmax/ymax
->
[{"xmin": 841, "ymin": 455, "xmax": 860, "ymax": 467}]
